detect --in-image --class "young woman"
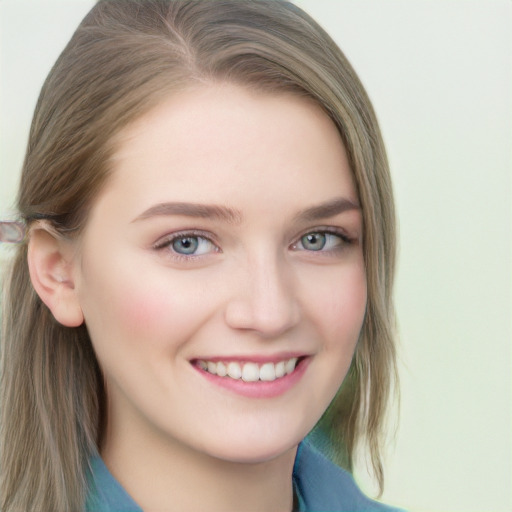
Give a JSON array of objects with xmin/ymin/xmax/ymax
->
[{"xmin": 0, "ymin": 1, "xmax": 400, "ymax": 510}]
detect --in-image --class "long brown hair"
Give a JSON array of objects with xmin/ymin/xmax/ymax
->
[{"xmin": 1, "ymin": 1, "xmax": 397, "ymax": 510}]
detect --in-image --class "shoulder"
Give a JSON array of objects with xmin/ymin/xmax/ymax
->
[{"xmin": 293, "ymin": 440, "xmax": 405, "ymax": 512}]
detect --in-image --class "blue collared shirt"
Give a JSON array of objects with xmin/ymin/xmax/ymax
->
[{"xmin": 86, "ymin": 440, "xmax": 404, "ymax": 511}]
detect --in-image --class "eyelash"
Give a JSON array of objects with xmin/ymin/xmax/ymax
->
[
  {"xmin": 153, "ymin": 230, "xmax": 219, "ymax": 261},
  {"xmin": 153, "ymin": 227, "xmax": 353, "ymax": 261},
  {"xmin": 290, "ymin": 227, "xmax": 353, "ymax": 253}
]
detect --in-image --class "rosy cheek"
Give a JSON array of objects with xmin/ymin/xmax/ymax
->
[
  {"xmin": 320, "ymin": 272, "xmax": 367, "ymax": 344},
  {"xmin": 112, "ymin": 273, "xmax": 208, "ymax": 349},
  {"xmin": 120, "ymin": 294, "xmax": 170, "ymax": 335}
]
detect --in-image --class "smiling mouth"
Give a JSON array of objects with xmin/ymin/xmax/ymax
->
[{"xmin": 193, "ymin": 357, "xmax": 303, "ymax": 382}]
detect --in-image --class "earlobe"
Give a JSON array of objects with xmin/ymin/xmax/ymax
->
[{"xmin": 27, "ymin": 226, "xmax": 84, "ymax": 327}]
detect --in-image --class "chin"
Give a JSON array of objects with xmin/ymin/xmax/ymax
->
[
  {"xmin": 196, "ymin": 426, "xmax": 305, "ymax": 465},
  {"xmin": 210, "ymin": 444, "xmax": 297, "ymax": 465}
]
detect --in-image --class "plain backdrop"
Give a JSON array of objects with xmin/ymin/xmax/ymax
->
[{"xmin": 1, "ymin": 1, "xmax": 511, "ymax": 511}]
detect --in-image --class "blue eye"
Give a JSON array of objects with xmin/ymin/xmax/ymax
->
[
  {"xmin": 172, "ymin": 236, "xmax": 198, "ymax": 254},
  {"xmin": 171, "ymin": 235, "xmax": 216, "ymax": 255},
  {"xmin": 296, "ymin": 231, "xmax": 347, "ymax": 252},
  {"xmin": 301, "ymin": 233, "xmax": 327, "ymax": 251},
  {"xmin": 154, "ymin": 232, "xmax": 218, "ymax": 258}
]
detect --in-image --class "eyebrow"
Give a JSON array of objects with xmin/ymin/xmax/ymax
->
[
  {"xmin": 132, "ymin": 202, "xmax": 243, "ymax": 224},
  {"xmin": 132, "ymin": 197, "xmax": 359, "ymax": 224},
  {"xmin": 293, "ymin": 197, "xmax": 360, "ymax": 222}
]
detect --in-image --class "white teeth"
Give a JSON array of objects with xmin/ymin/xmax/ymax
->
[
  {"xmin": 259, "ymin": 362, "xmax": 276, "ymax": 381},
  {"xmin": 242, "ymin": 363, "xmax": 259, "ymax": 382},
  {"xmin": 227, "ymin": 362, "xmax": 242, "ymax": 380},
  {"xmin": 285, "ymin": 357, "xmax": 298, "ymax": 375},
  {"xmin": 199, "ymin": 357, "xmax": 300, "ymax": 381},
  {"xmin": 216, "ymin": 361, "xmax": 227, "ymax": 377},
  {"xmin": 275, "ymin": 361, "xmax": 285, "ymax": 378}
]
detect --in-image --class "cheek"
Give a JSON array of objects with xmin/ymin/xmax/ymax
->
[
  {"xmin": 310, "ymin": 265, "xmax": 367, "ymax": 350},
  {"xmin": 120, "ymin": 286, "xmax": 172, "ymax": 335},
  {"xmin": 89, "ymin": 262, "xmax": 215, "ymax": 352},
  {"xmin": 77, "ymin": 253, "xmax": 176, "ymax": 349}
]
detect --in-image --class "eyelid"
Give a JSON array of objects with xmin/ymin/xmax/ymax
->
[
  {"xmin": 150, "ymin": 226, "xmax": 354, "ymax": 261},
  {"xmin": 290, "ymin": 226, "xmax": 353, "ymax": 251},
  {"xmin": 152, "ymin": 229, "xmax": 220, "ymax": 255}
]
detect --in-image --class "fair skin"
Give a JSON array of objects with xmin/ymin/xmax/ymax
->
[{"xmin": 29, "ymin": 84, "xmax": 366, "ymax": 511}]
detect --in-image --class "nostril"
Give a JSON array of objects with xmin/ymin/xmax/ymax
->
[
  {"xmin": 223, "ymin": 259, "xmax": 299, "ymax": 336},
  {"xmin": 224, "ymin": 300, "xmax": 299, "ymax": 337}
]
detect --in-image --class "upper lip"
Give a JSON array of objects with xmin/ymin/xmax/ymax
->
[{"xmin": 191, "ymin": 352, "xmax": 309, "ymax": 364}]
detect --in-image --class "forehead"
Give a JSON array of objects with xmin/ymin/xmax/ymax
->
[{"xmin": 98, "ymin": 83, "xmax": 357, "ymax": 220}]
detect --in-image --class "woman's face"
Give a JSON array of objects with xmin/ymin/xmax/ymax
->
[{"xmin": 73, "ymin": 84, "xmax": 366, "ymax": 463}]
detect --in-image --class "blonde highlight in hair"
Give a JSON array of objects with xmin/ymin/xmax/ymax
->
[{"xmin": 1, "ymin": 1, "xmax": 397, "ymax": 509}]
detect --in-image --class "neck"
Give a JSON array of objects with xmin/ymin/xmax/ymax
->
[{"xmin": 101, "ymin": 418, "xmax": 297, "ymax": 512}]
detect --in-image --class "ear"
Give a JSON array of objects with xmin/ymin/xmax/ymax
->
[{"xmin": 27, "ymin": 225, "xmax": 84, "ymax": 327}]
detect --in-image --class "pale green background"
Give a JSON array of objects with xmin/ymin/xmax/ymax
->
[{"xmin": 1, "ymin": 1, "xmax": 511, "ymax": 511}]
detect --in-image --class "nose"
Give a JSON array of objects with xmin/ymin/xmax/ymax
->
[{"xmin": 224, "ymin": 253, "xmax": 300, "ymax": 338}]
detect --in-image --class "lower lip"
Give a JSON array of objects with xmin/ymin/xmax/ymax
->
[{"xmin": 192, "ymin": 357, "xmax": 310, "ymax": 398}]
